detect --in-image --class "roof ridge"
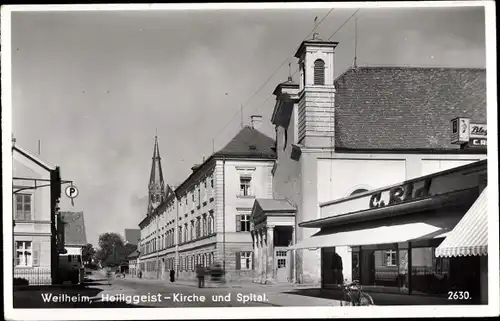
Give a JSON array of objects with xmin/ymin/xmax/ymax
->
[{"xmin": 13, "ymin": 145, "xmax": 57, "ymax": 170}]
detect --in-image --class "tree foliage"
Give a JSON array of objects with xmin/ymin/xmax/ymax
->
[
  {"xmin": 95, "ymin": 232, "xmax": 129, "ymax": 267},
  {"xmin": 81, "ymin": 243, "xmax": 96, "ymax": 265}
]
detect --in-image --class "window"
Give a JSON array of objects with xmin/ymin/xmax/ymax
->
[
  {"xmin": 277, "ymin": 258, "xmax": 286, "ymax": 268},
  {"xmin": 184, "ymin": 223, "xmax": 188, "ymax": 242},
  {"xmin": 210, "ymin": 176, "xmax": 214, "ymax": 188},
  {"xmin": 16, "ymin": 241, "xmax": 32, "ymax": 267},
  {"xmin": 202, "ymin": 216, "xmax": 207, "ymax": 236},
  {"xmin": 208, "ymin": 215, "xmax": 214, "ymax": 234},
  {"xmin": 239, "ymin": 177, "xmax": 251, "ymax": 196},
  {"xmin": 190, "ymin": 222, "xmax": 195, "ymax": 240},
  {"xmin": 236, "ymin": 214, "xmax": 251, "ymax": 232},
  {"xmin": 15, "ymin": 194, "xmax": 32, "ymax": 220},
  {"xmin": 384, "ymin": 250, "xmax": 397, "ymax": 266},
  {"xmin": 179, "ymin": 226, "xmax": 183, "ymax": 243},
  {"xmin": 191, "ymin": 192, "xmax": 195, "ymax": 202},
  {"xmin": 195, "ymin": 219, "xmax": 201, "ymax": 238},
  {"xmin": 313, "ymin": 59, "xmax": 325, "ymax": 85},
  {"xmin": 236, "ymin": 251, "xmax": 252, "ymax": 270}
]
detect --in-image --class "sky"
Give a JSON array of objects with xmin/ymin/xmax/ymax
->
[{"xmin": 9, "ymin": 5, "xmax": 486, "ymax": 245}]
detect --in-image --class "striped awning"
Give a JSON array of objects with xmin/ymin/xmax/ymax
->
[{"xmin": 435, "ymin": 187, "xmax": 488, "ymax": 257}]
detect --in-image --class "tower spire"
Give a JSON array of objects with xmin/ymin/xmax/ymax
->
[{"xmin": 148, "ymin": 135, "xmax": 165, "ymax": 215}]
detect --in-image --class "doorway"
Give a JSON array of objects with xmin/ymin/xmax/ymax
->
[{"xmin": 275, "ymin": 248, "xmax": 289, "ymax": 283}]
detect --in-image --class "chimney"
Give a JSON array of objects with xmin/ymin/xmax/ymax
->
[{"xmin": 250, "ymin": 115, "xmax": 263, "ymax": 130}]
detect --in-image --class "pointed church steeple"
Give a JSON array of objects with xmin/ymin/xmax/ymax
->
[{"xmin": 148, "ymin": 135, "xmax": 166, "ymax": 215}]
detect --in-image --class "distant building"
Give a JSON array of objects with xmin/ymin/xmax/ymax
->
[
  {"xmin": 124, "ymin": 229, "xmax": 140, "ymax": 246},
  {"xmin": 60, "ymin": 211, "xmax": 87, "ymax": 257},
  {"xmin": 12, "ymin": 144, "xmax": 62, "ymax": 285},
  {"xmin": 127, "ymin": 250, "xmax": 140, "ymax": 277},
  {"xmin": 139, "ymin": 120, "xmax": 276, "ymax": 282}
]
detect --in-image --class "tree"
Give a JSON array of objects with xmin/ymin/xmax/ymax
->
[
  {"xmin": 95, "ymin": 232, "xmax": 128, "ymax": 268},
  {"xmin": 81, "ymin": 243, "xmax": 96, "ymax": 265}
]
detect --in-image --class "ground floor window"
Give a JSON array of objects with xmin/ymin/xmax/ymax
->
[
  {"xmin": 326, "ymin": 242, "xmax": 484, "ymax": 301},
  {"xmin": 16, "ymin": 241, "xmax": 32, "ymax": 267},
  {"xmin": 236, "ymin": 251, "xmax": 252, "ymax": 270}
]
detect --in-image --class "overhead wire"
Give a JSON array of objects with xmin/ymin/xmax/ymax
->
[
  {"xmin": 209, "ymin": 8, "xmax": 335, "ymax": 151},
  {"xmin": 253, "ymin": 8, "xmax": 361, "ymax": 114}
]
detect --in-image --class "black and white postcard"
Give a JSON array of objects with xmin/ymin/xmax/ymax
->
[{"xmin": 2, "ymin": 2, "xmax": 498, "ymax": 320}]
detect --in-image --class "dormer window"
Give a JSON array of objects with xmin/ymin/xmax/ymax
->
[{"xmin": 314, "ymin": 59, "xmax": 325, "ymax": 85}]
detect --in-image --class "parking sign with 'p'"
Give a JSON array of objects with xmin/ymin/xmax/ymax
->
[{"xmin": 65, "ymin": 185, "xmax": 79, "ymax": 199}]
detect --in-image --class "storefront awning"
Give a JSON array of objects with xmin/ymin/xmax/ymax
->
[
  {"xmin": 435, "ymin": 187, "xmax": 488, "ymax": 257},
  {"xmin": 290, "ymin": 217, "xmax": 454, "ymax": 250}
]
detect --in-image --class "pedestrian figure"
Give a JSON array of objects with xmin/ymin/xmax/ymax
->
[
  {"xmin": 196, "ymin": 265, "xmax": 205, "ymax": 288},
  {"xmin": 138, "ymin": 270, "xmax": 142, "ymax": 279},
  {"xmin": 332, "ymin": 252, "xmax": 344, "ymax": 285},
  {"xmin": 170, "ymin": 269, "xmax": 175, "ymax": 283}
]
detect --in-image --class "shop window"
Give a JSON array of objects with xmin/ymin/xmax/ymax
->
[{"xmin": 384, "ymin": 250, "xmax": 397, "ymax": 266}]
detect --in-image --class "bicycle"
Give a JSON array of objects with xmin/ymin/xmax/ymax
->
[{"xmin": 340, "ymin": 280, "xmax": 374, "ymax": 306}]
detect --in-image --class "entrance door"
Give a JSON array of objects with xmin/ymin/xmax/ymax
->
[{"xmin": 275, "ymin": 248, "xmax": 288, "ymax": 283}]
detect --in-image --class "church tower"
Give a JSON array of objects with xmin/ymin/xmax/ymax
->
[
  {"xmin": 147, "ymin": 135, "xmax": 166, "ymax": 215},
  {"xmin": 294, "ymin": 33, "xmax": 338, "ymax": 148}
]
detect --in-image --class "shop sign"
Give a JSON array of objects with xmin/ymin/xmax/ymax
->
[
  {"xmin": 451, "ymin": 117, "xmax": 470, "ymax": 144},
  {"xmin": 369, "ymin": 178, "xmax": 433, "ymax": 209},
  {"xmin": 469, "ymin": 123, "xmax": 487, "ymax": 139},
  {"xmin": 469, "ymin": 138, "xmax": 487, "ymax": 148}
]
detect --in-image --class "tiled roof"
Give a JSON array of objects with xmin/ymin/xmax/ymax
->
[
  {"xmin": 333, "ymin": 67, "xmax": 487, "ymax": 150},
  {"xmin": 60, "ymin": 211, "xmax": 87, "ymax": 247},
  {"xmin": 174, "ymin": 126, "xmax": 276, "ymax": 195},
  {"xmin": 214, "ymin": 126, "xmax": 276, "ymax": 159},
  {"xmin": 255, "ymin": 198, "xmax": 296, "ymax": 212},
  {"xmin": 124, "ymin": 229, "xmax": 140, "ymax": 245}
]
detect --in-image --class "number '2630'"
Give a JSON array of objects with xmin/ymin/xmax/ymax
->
[{"xmin": 448, "ymin": 291, "xmax": 471, "ymax": 300}]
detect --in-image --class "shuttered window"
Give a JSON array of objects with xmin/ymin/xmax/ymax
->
[
  {"xmin": 236, "ymin": 251, "xmax": 252, "ymax": 270},
  {"xmin": 236, "ymin": 215, "xmax": 241, "ymax": 232},
  {"xmin": 314, "ymin": 59, "xmax": 325, "ymax": 85},
  {"xmin": 236, "ymin": 215, "xmax": 251, "ymax": 232},
  {"xmin": 235, "ymin": 252, "xmax": 241, "ymax": 270},
  {"xmin": 32, "ymin": 242, "xmax": 41, "ymax": 267}
]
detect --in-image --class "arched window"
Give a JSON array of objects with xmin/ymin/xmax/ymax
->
[
  {"xmin": 314, "ymin": 59, "xmax": 325, "ymax": 85},
  {"xmin": 351, "ymin": 189, "xmax": 368, "ymax": 196}
]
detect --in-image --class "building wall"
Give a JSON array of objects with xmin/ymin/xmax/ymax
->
[
  {"xmin": 314, "ymin": 153, "xmax": 485, "ymax": 285},
  {"xmin": 275, "ymin": 151, "xmax": 485, "ymax": 285},
  {"xmin": 13, "ymin": 151, "xmax": 53, "ymax": 285},
  {"xmin": 138, "ymin": 158, "xmax": 273, "ymax": 281}
]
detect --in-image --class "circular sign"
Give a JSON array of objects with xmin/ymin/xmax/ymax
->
[{"xmin": 65, "ymin": 185, "xmax": 79, "ymax": 199}]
